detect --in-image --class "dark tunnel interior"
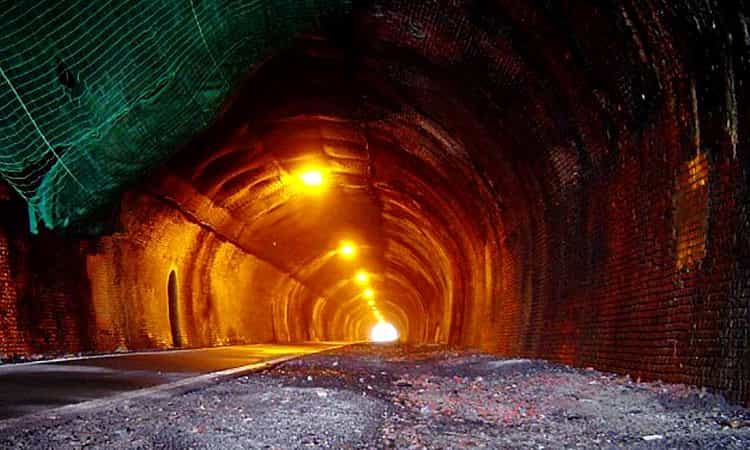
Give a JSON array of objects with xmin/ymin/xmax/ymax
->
[{"xmin": 0, "ymin": 1, "xmax": 749, "ymax": 405}]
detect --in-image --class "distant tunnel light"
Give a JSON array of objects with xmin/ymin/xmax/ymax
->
[
  {"xmin": 363, "ymin": 288, "xmax": 375, "ymax": 299},
  {"xmin": 370, "ymin": 322, "xmax": 399, "ymax": 343}
]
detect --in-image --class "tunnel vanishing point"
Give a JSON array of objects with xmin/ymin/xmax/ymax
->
[{"xmin": 0, "ymin": 1, "xmax": 749, "ymax": 405}]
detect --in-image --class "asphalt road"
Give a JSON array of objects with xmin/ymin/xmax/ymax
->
[{"xmin": 0, "ymin": 343, "xmax": 339, "ymax": 420}]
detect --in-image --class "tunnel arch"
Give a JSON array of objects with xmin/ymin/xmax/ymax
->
[
  {"xmin": 0, "ymin": 1, "xmax": 747, "ymax": 405},
  {"xmin": 146, "ymin": 1, "xmax": 747, "ymax": 402}
]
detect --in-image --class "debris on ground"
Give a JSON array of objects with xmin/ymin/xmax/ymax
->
[{"xmin": 2, "ymin": 344, "xmax": 748, "ymax": 449}]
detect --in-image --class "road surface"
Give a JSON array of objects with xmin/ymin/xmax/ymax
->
[{"xmin": 0, "ymin": 343, "xmax": 340, "ymax": 420}]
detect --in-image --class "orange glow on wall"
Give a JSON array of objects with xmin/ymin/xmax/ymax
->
[{"xmin": 674, "ymin": 153, "xmax": 708, "ymax": 270}]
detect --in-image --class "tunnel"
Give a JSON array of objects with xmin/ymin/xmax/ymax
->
[{"xmin": 0, "ymin": 0, "xmax": 749, "ymax": 407}]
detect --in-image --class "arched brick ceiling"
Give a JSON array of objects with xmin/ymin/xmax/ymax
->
[{"xmin": 146, "ymin": 0, "xmax": 744, "ymax": 346}]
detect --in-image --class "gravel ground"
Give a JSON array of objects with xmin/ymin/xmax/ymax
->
[{"xmin": 1, "ymin": 344, "xmax": 749, "ymax": 449}]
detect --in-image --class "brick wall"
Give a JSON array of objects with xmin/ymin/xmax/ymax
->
[
  {"xmin": 470, "ymin": 3, "xmax": 750, "ymax": 405},
  {"xmin": 85, "ymin": 191, "xmax": 311, "ymax": 350},
  {"xmin": 0, "ymin": 184, "xmax": 315, "ymax": 358},
  {"xmin": 0, "ymin": 184, "xmax": 91, "ymax": 358},
  {"xmin": 0, "ymin": 202, "xmax": 22, "ymax": 357},
  {"xmin": 351, "ymin": 0, "xmax": 750, "ymax": 407},
  {"xmin": 489, "ymin": 134, "xmax": 749, "ymax": 406}
]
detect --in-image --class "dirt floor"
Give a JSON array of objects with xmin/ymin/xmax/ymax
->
[{"xmin": 2, "ymin": 344, "xmax": 749, "ymax": 449}]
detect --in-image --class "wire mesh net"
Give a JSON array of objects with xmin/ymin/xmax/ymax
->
[{"xmin": 0, "ymin": 0, "xmax": 349, "ymax": 232}]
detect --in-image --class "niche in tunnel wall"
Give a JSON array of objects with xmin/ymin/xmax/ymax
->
[
  {"xmin": 85, "ymin": 198, "xmax": 201, "ymax": 351},
  {"xmin": 168, "ymin": 269, "xmax": 182, "ymax": 347}
]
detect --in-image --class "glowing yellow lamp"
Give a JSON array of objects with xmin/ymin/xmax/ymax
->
[
  {"xmin": 339, "ymin": 241, "xmax": 357, "ymax": 259},
  {"xmin": 363, "ymin": 288, "xmax": 374, "ymax": 299},
  {"xmin": 355, "ymin": 270, "xmax": 369, "ymax": 285}
]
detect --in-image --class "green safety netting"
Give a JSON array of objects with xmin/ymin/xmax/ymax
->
[{"xmin": 0, "ymin": 0, "xmax": 349, "ymax": 232}]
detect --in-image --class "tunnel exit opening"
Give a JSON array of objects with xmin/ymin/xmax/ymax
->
[
  {"xmin": 370, "ymin": 322, "xmax": 399, "ymax": 343},
  {"xmin": 168, "ymin": 270, "xmax": 182, "ymax": 348}
]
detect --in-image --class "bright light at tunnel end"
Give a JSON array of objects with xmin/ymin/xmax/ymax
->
[{"xmin": 370, "ymin": 322, "xmax": 399, "ymax": 343}]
